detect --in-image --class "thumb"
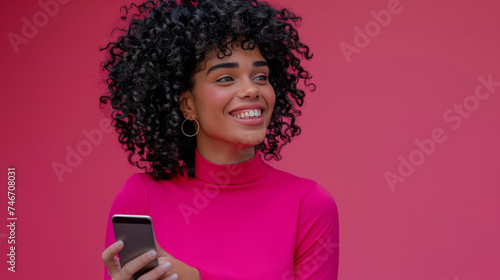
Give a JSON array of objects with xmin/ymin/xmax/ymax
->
[{"xmin": 154, "ymin": 238, "xmax": 173, "ymax": 258}]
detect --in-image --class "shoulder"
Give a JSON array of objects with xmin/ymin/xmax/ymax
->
[
  {"xmin": 273, "ymin": 168, "xmax": 338, "ymax": 224},
  {"xmin": 110, "ymin": 173, "xmax": 157, "ymax": 214},
  {"xmin": 266, "ymin": 165, "xmax": 317, "ymax": 190},
  {"xmin": 300, "ymin": 182, "xmax": 338, "ymax": 220},
  {"xmin": 117, "ymin": 172, "xmax": 170, "ymax": 194},
  {"xmin": 267, "ymin": 166, "xmax": 334, "ymax": 200},
  {"xmin": 116, "ymin": 173, "xmax": 149, "ymax": 197},
  {"xmin": 266, "ymin": 165, "xmax": 338, "ymax": 214},
  {"xmin": 111, "ymin": 173, "xmax": 184, "ymax": 213}
]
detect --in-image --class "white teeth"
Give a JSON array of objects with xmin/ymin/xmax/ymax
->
[{"xmin": 232, "ymin": 109, "xmax": 262, "ymax": 119}]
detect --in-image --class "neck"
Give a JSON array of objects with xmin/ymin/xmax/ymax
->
[{"xmin": 196, "ymin": 140, "xmax": 256, "ymax": 165}]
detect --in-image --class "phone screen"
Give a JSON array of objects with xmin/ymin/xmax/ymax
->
[{"xmin": 112, "ymin": 215, "xmax": 158, "ymax": 280}]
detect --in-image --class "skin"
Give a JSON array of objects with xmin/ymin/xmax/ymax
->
[
  {"xmin": 102, "ymin": 43, "xmax": 276, "ymax": 279},
  {"xmin": 102, "ymin": 239, "xmax": 199, "ymax": 280},
  {"xmin": 180, "ymin": 44, "xmax": 276, "ymax": 164}
]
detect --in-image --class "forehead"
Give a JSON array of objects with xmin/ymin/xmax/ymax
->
[{"xmin": 197, "ymin": 44, "xmax": 266, "ymax": 72}]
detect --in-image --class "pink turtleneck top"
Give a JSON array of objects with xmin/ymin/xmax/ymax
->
[{"xmin": 104, "ymin": 150, "xmax": 339, "ymax": 279}]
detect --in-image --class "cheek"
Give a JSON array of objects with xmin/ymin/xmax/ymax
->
[
  {"xmin": 195, "ymin": 88, "xmax": 230, "ymax": 119},
  {"xmin": 269, "ymin": 92, "xmax": 276, "ymax": 108},
  {"xmin": 266, "ymin": 87, "xmax": 276, "ymax": 111},
  {"xmin": 264, "ymin": 88, "xmax": 276, "ymax": 125}
]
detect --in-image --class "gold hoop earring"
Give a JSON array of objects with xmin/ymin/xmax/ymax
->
[{"xmin": 181, "ymin": 117, "xmax": 199, "ymax": 137}]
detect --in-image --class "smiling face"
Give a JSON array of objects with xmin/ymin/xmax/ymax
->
[{"xmin": 180, "ymin": 44, "xmax": 276, "ymax": 163}]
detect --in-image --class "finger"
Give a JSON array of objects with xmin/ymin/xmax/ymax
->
[
  {"xmin": 102, "ymin": 240, "xmax": 124, "ymax": 273},
  {"xmin": 165, "ymin": 273, "xmax": 179, "ymax": 280},
  {"xmin": 154, "ymin": 239, "xmax": 173, "ymax": 258},
  {"xmin": 120, "ymin": 249, "xmax": 158, "ymax": 279},
  {"xmin": 137, "ymin": 260, "xmax": 174, "ymax": 280}
]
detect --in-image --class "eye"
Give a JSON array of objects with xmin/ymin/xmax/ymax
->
[
  {"xmin": 216, "ymin": 76, "xmax": 233, "ymax": 82},
  {"xmin": 254, "ymin": 75, "xmax": 268, "ymax": 81}
]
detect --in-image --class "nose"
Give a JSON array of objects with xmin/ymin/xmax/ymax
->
[{"xmin": 237, "ymin": 78, "xmax": 259, "ymax": 99}]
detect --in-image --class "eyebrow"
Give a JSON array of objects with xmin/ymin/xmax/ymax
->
[{"xmin": 206, "ymin": 61, "xmax": 268, "ymax": 76}]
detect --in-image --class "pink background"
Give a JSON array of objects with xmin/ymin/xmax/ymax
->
[{"xmin": 1, "ymin": 0, "xmax": 499, "ymax": 279}]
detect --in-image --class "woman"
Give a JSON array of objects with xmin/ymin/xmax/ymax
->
[{"xmin": 100, "ymin": 0, "xmax": 339, "ymax": 279}]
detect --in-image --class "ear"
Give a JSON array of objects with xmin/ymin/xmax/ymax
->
[{"xmin": 179, "ymin": 90, "xmax": 196, "ymax": 119}]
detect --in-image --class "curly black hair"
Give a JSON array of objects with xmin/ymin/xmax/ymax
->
[{"xmin": 100, "ymin": 0, "xmax": 315, "ymax": 180}]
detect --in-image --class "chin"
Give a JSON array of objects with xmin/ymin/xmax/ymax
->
[{"xmin": 236, "ymin": 131, "xmax": 267, "ymax": 147}]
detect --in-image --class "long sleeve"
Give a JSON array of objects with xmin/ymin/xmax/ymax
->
[
  {"xmin": 103, "ymin": 174, "xmax": 149, "ymax": 280},
  {"xmin": 102, "ymin": 153, "xmax": 340, "ymax": 280},
  {"xmin": 103, "ymin": 175, "xmax": 232, "ymax": 280},
  {"xmin": 293, "ymin": 183, "xmax": 339, "ymax": 279}
]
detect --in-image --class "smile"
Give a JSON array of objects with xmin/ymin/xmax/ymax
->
[{"xmin": 230, "ymin": 109, "xmax": 263, "ymax": 119}]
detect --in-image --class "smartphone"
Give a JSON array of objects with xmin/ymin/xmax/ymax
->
[{"xmin": 112, "ymin": 214, "xmax": 158, "ymax": 280}]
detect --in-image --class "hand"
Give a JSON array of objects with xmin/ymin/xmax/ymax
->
[{"xmin": 102, "ymin": 240, "xmax": 201, "ymax": 280}]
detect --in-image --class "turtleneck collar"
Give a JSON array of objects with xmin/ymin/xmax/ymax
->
[{"xmin": 193, "ymin": 148, "xmax": 270, "ymax": 186}]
